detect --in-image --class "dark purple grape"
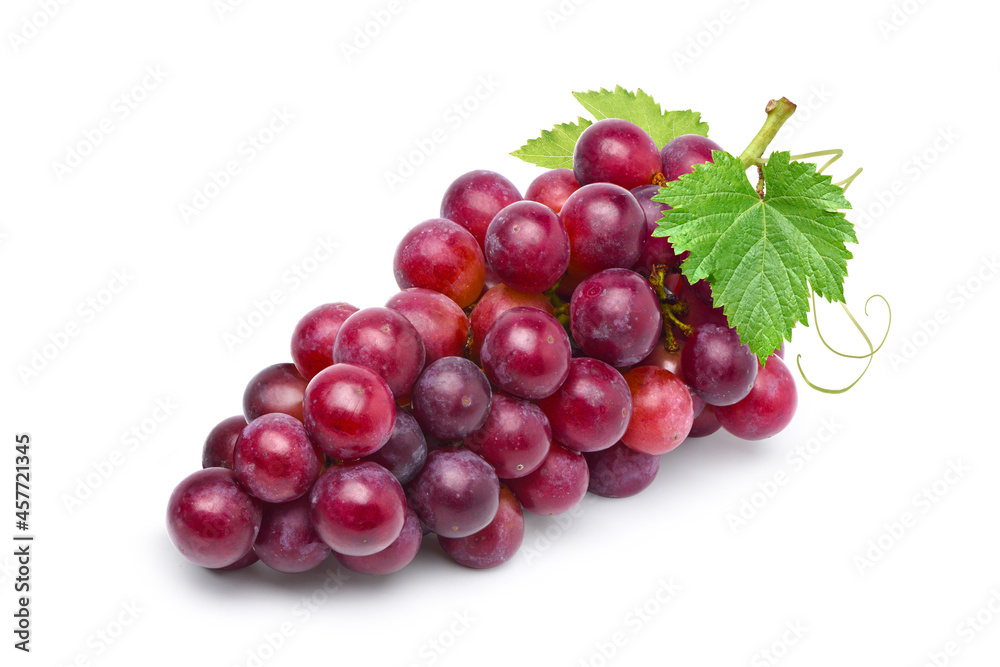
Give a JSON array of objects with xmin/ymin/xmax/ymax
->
[
  {"xmin": 469, "ymin": 284, "xmax": 554, "ymax": 359},
  {"xmin": 234, "ymin": 413, "xmax": 323, "ymax": 503},
  {"xmin": 660, "ymin": 134, "xmax": 723, "ymax": 182},
  {"xmin": 309, "ymin": 462, "xmax": 406, "ymax": 557},
  {"xmin": 621, "ymin": 366, "xmax": 693, "ymax": 455},
  {"xmin": 570, "ymin": 268, "xmax": 662, "ymax": 367},
  {"xmin": 202, "ymin": 415, "xmax": 247, "ymax": 469},
  {"xmin": 480, "ymin": 307, "xmax": 572, "ymax": 400},
  {"xmin": 333, "ymin": 307, "xmax": 425, "ymax": 398},
  {"xmin": 715, "ymin": 355, "xmax": 797, "ymax": 440},
  {"xmin": 290, "ymin": 303, "xmax": 359, "ymax": 380},
  {"xmin": 393, "ymin": 218, "xmax": 486, "ymax": 308},
  {"xmin": 505, "ymin": 442, "xmax": 589, "ymax": 516},
  {"xmin": 441, "ymin": 170, "xmax": 523, "ymax": 250},
  {"xmin": 243, "ymin": 363, "xmax": 308, "ymax": 422},
  {"xmin": 303, "ymin": 364, "xmax": 396, "ymax": 460},
  {"xmin": 405, "ymin": 449, "xmax": 500, "ymax": 537},
  {"xmin": 573, "ymin": 119, "xmax": 661, "ymax": 190},
  {"xmin": 484, "ymin": 201, "xmax": 570, "ymax": 294},
  {"xmin": 464, "ymin": 394, "xmax": 551, "ymax": 478},
  {"xmin": 584, "ymin": 442, "xmax": 660, "ymax": 498},
  {"xmin": 363, "ymin": 411, "xmax": 427, "ymax": 485},
  {"xmin": 688, "ymin": 403, "xmax": 722, "ymax": 438},
  {"xmin": 439, "ymin": 484, "xmax": 523, "ymax": 569},
  {"xmin": 630, "ymin": 184, "xmax": 687, "ymax": 274},
  {"xmin": 536, "ymin": 357, "xmax": 632, "ymax": 453},
  {"xmin": 386, "ymin": 288, "xmax": 470, "ymax": 365},
  {"xmin": 166, "ymin": 468, "xmax": 263, "ymax": 568},
  {"xmin": 335, "ymin": 507, "xmax": 423, "ymax": 575},
  {"xmin": 525, "ymin": 168, "xmax": 579, "ymax": 214},
  {"xmin": 681, "ymin": 324, "xmax": 758, "ymax": 406},
  {"xmin": 560, "ymin": 183, "xmax": 646, "ymax": 275},
  {"xmin": 410, "ymin": 357, "xmax": 492, "ymax": 440},
  {"xmin": 254, "ymin": 496, "xmax": 331, "ymax": 573}
]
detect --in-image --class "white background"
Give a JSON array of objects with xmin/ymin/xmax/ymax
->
[{"xmin": 2, "ymin": 1, "xmax": 999, "ymax": 665}]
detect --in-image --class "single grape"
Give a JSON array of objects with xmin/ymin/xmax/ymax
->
[
  {"xmin": 309, "ymin": 462, "xmax": 406, "ymax": 557},
  {"xmin": 386, "ymin": 288, "xmax": 470, "ymax": 365},
  {"xmin": 290, "ymin": 302, "xmax": 359, "ymax": 380},
  {"xmin": 363, "ymin": 410, "xmax": 428, "ymax": 485},
  {"xmin": 405, "ymin": 449, "xmax": 500, "ymax": 537},
  {"xmin": 393, "ymin": 218, "xmax": 486, "ymax": 308},
  {"xmin": 233, "ymin": 413, "xmax": 322, "ymax": 503},
  {"xmin": 464, "ymin": 394, "xmax": 551, "ymax": 478},
  {"xmin": 715, "ymin": 355, "xmax": 797, "ymax": 440},
  {"xmin": 660, "ymin": 134, "xmax": 723, "ymax": 182},
  {"xmin": 303, "ymin": 364, "xmax": 396, "ymax": 460},
  {"xmin": 166, "ymin": 468, "xmax": 263, "ymax": 568},
  {"xmin": 254, "ymin": 496, "xmax": 331, "ymax": 573},
  {"xmin": 536, "ymin": 357, "xmax": 632, "ymax": 453},
  {"xmin": 469, "ymin": 284, "xmax": 554, "ymax": 359},
  {"xmin": 638, "ymin": 339, "xmax": 705, "ymax": 418},
  {"xmin": 569, "ymin": 268, "xmax": 662, "ymax": 367},
  {"xmin": 573, "ymin": 118, "xmax": 661, "ymax": 190},
  {"xmin": 333, "ymin": 307, "xmax": 425, "ymax": 399},
  {"xmin": 480, "ymin": 307, "xmax": 571, "ymax": 401},
  {"xmin": 505, "ymin": 442, "xmax": 589, "ymax": 516},
  {"xmin": 440, "ymin": 170, "xmax": 522, "ymax": 250},
  {"xmin": 621, "ymin": 366, "xmax": 693, "ymax": 455},
  {"xmin": 584, "ymin": 442, "xmax": 660, "ymax": 498},
  {"xmin": 484, "ymin": 201, "xmax": 570, "ymax": 294},
  {"xmin": 439, "ymin": 484, "xmax": 523, "ymax": 569},
  {"xmin": 243, "ymin": 363, "xmax": 308, "ymax": 422},
  {"xmin": 410, "ymin": 357, "xmax": 492, "ymax": 440},
  {"xmin": 560, "ymin": 183, "xmax": 646, "ymax": 275},
  {"xmin": 630, "ymin": 184, "xmax": 687, "ymax": 274},
  {"xmin": 335, "ymin": 507, "xmax": 423, "ymax": 575},
  {"xmin": 202, "ymin": 415, "xmax": 247, "ymax": 469},
  {"xmin": 525, "ymin": 168, "xmax": 579, "ymax": 213},
  {"xmin": 681, "ymin": 324, "xmax": 758, "ymax": 406},
  {"xmin": 688, "ymin": 403, "xmax": 722, "ymax": 438}
]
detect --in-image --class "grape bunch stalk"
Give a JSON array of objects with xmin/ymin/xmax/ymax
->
[{"xmin": 166, "ymin": 92, "xmax": 814, "ymax": 576}]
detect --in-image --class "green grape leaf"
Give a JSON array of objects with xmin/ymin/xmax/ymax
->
[
  {"xmin": 572, "ymin": 86, "xmax": 709, "ymax": 147},
  {"xmin": 653, "ymin": 150, "xmax": 857, "ymax": 360},
  {"xmin": 511, "ymin": 87, "xmax": 709, "ymax": 169},
  {"xmin": 510, "ymin": 117, "xmax": 592, "ymax": 169}
]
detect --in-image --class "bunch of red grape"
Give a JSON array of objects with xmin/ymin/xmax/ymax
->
[{"xmin": 166, "ymin": 119, "xmax": 799, "ymax": 576}]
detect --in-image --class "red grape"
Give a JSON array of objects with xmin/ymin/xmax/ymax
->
[
  {"xmin": 621, "ymin": 366, "xmax": 693, "ymax": 455},
  {"xmin": 290, "ymin": 302, "xmax": 359, "ymax": 380},
  {"xmin": 386, "ymin": 288, "xmax": 470, "ymax": 365},
  {"xmin": 688, "ymin": 403, "xmax": 722, "ymax": 438},
  {"xmin": 333, "ymin": 307, "xmax": 425, "ymax": 398},
  {"xmin": 362, "ymin": 410, "xmax": 427, "ymax": 485},
  {"xmin": 335, "ymin": 506, "xmax": 423, "ymax": 575},
  {"xmin": 584, "ymin": 442, "xmax": 660, "ymax": 498},
  {"xmin": 573, "ymin": 119, "xmax": 661, "ymax": 190},
  {"xmin": 630, "ymin": 184, "xmax": 686, "ymax": 274},
  {"xmin": 484, "ymin": 201, "xmax": 570, "ymax": 294},
  {"xmin": 505, "ymin": 442, "xmax": 589, "ymax": 516},
  {"xmin": 469, "ymin": 284, "xmax": 553, "ymax": 359},
  {"xmin": 202, "ymin": 415, "xmax": 246, "ymax": 469},
  {"xmin": 233, "ymin": 413, "xmax": 322, "ymax": 503},
  {"xmin": 659, "ymin": 134, "xmax": 723, "ymax": 182},
  {"xmin": 254, "ymin": 496, "xmax": 331, "ymax": 573},
  {"xmin": 243, "ymin": 363, "xmax": 308, "ymax": 422},
  {"xmin": 410, "ymin": 357, "xmax": 492, "ymax": 440},
  {"xmin": 525, "ymin": 168, "xmax": 579, "ymax": 213},
  {"xmin": 480, "ymin": 307, "xmax": 571, "ymax": 401},
  {"xmin": 393, "ymin": 218, "xmax": 486, "ymax": 308},
  {"xmin": 464, "ymin": 394, "xmax": 551, "ymax": 478},
  {"xmin": 681, "ymin": 324, "xmax": 758, "ymax": 406},
  {"xmin": 570, "ymin": 268, "xmax": 662, "ymax": 367},
  {"xmin": 440, "ymin": 170, "xmax": 522, "ymax": 250},
  {"xmin": 561, "ymin": 183, "xmax": 646, "ymax": 275},
  {"xmin": 303, "ymin": 364, "xmax": 396, "ymax": 460},
  {"xmin": 715, "ymin": 355, "xmax": 797, "ymax": 440},
  {"xmin": 405, "ymin": 449, "xmax": 500, "ymax": 537},
  {"xmin": 309, "ymin": 462, "xmax": 406, "ymax": 557},
  {"xmin": 439, "ymin": 484, "xmax": 523, "ymax": 569}
]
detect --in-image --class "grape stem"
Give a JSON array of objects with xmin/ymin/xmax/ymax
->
[
  {"xmin": 738, "ymin": 97, "xmax": 797, "ymax": 170},
  {"xmin": 647, "ymin": 265, "xmax": 692, "ymax": 351}
]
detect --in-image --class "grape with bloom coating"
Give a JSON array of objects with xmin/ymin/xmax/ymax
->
[
  {"xmin": 303, "ymin": 364, "xmax": 396, "ymax": 460},
  {"xmin": 411, "ymin": 357, "xmax": 492, "ymax": 440},
  {"xmin": 243, "ymin": 363, "xmax": 308, "ymax": 423},
  {"xmin": 659, "ymin": 134, "xmax": 723, "ymax": 182},
  {"xmin": 525, "ymin": 168, "xmax": 579, "ymax": 213},
  {"xmin": 681, "ymin": 324, "xmax": 758, "ymax": 406},
  {"xmin": 363, "ymin": 411, "xmax": 428, "ymax": 485},
  {"xmin": 469, "ymin": 284, "xmax": 554, "ymax": 359},
  {"xmin": 505, "ymin": 442, "xmax": 589, "ymax": 516},
  {"xmin": 464, "ymin": 394, "xmax": 551, "ymax": 478},
  {"xmin": 335, "ymin": 507, "xmax": 423, "ymax": 575},
  {"xmin": 688, "ymin": 404, "xmax": 722, "ymax": 438},
  {"xmin": 234, "ymin": 413, "xmax": 322, "ymax": 503},
  {"xmin": 480, "ymin": 307, "xmax": 571, "ymax": 401},
  {"xmin": 484, "ymin": 201, "xmax": 570, "ymax": 294},
  {"xmin": 166, "ymin": 468, "xmax": 263, "ymax": 568},
  {"xmin": 570, "ymin": 268, "xmax": 662, "ymax": 367},
  {"xmin": 290, "ymin": 303, "xmax": 359, "ymax": 380},
  {"xmin": 536, "ymin": 357, "xmax": 632, "ymax": 453},
  {"xmin": 333, "ymin": 307, "xmax": 425, "ymax": 398},
  {"xmin": 310, "ymin": 462, "xmax": 406, "ymax": 557},
  {"xmin": 440, "ymin": 170, "xmax": 522, "ymax": 249},
  {"xmin": 561, "ymin": 183, "xmax": 647, "ymax": 275},
  {"xmin": 406, "ymin": 449, "xmax": 500, "ymax": 538},
  {"xmin": 254, "ymin": 496, "xmax": 331, "ymax": 573},
  {"xmin": 573, "ymin": 118, "xmax": 661, "ymax": 190},
  {"xmin": 621, "ymin": 366, "xmax": 693, "ymax": 455},
  {"xmin": 386, "ymin": 288, "xmax": 470, "ymax": 365},
  {"xmin": 393, "ymin": 219, "xmax": 486, "ymax": 308},
  {"xmin": 584, "ymin": 442, "xmax": 660, "ymax": 498},
  {"xmin": 439, "ymin": 484, "xmax": 523, "ymax": 569}
]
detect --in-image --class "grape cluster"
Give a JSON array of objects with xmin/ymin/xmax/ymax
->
[{"xmin": 167, "ymin": 119, "xmax": 799, "ymax": 576}]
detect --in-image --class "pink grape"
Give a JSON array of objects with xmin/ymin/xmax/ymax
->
[
  {"xmin": 386, "ymin": 288, "xmax": 470, "ymax": 365},
  {"xmin": 525, "ymin": 168, "xmax": 579, "ymax": 213},
  {"xmin": 505, "ymin": 443, "xmax": 589, "ymax": 516},
  {"xmin": 561, "ymin": 183, "xmax": 646, "ymax": 275},
  {"xmin": 290, "ymin": 302, "xmax": 359, "ymax": 380},
  {"xmin": 621, "ymin": 366, "xmax": 693, "ymax": 455},
  {"xmin": 715, "ymin": 355, "xmax": 798, "ymax": 440}
]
